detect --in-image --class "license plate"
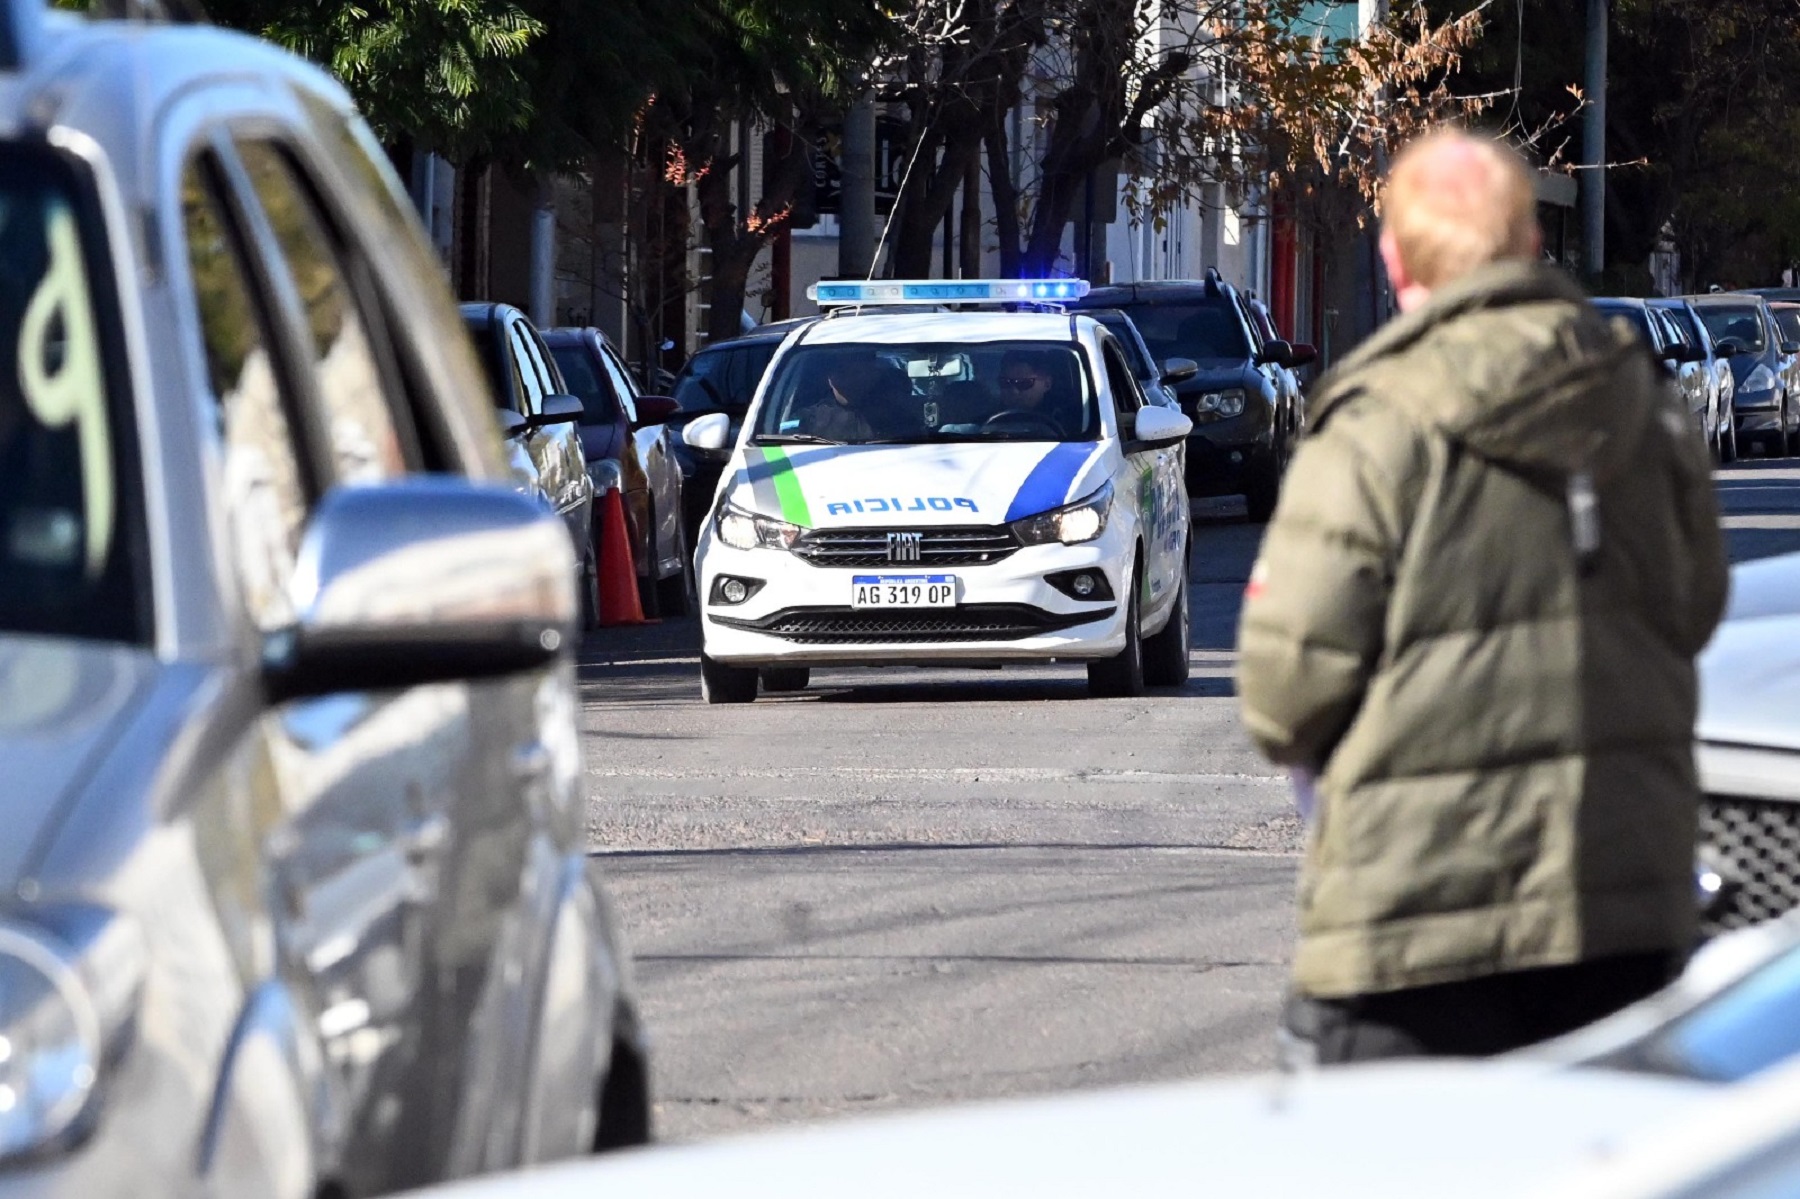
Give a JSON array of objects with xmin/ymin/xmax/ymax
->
[{"xmin": 851, "ymin": 574, "xmax": 958, "ymax": 608}]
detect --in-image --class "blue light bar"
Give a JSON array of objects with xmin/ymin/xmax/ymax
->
[{"xmin": 806, "ymin": 279, "xmax": 1092, "ymax": 306}]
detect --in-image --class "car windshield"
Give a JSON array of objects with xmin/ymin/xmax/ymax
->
[
  {"xmin": 548, "ymin": 343, "xmax": 618, "ymax": 425},
  {"xmin": 673, "ymin": 342, "xmax": 778, "ymax": 414},
  {"xmin": 0, "ymin": 149, "xmax": 145, "ymax": 644},
  {"xmin": 1596, "ymin": 303, "xmax": 1656, "ymax": 348},
  {"xmin": 1700, "ymin": 305, "xmax": 1768, "ymax": 353},
  {"xmin": 1110, "ymin": 300, "xmax": 1250, "ymax": 362},
  {"xmin": 753, "ymin": 341, "xmax": 1097, "ymax": 444}
]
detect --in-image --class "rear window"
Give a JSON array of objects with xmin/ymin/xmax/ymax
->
[
  {"xmin": 1112, "ymin": 300, "xmax": 1250, "ymax": 362},
  {"xmin": 672, "ymin": 342, "xmax": 778, "ymax": 414},
  {"xmin": 0, "ymin": 145, "xmax": 146, "ymax": 644},
  {"xmin": 547, "ymin": 342, "xmax": 618, "ymax": 425}
]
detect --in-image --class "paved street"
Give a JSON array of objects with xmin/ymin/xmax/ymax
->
[{"xmin": 579, "ymin": 457, "xmax": 1800, "ymax": 1144}]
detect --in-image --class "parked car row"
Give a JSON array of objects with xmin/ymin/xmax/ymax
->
[{"xmin": 1599, "ymin": 290, "xmax": 1800, "ymax": 462}]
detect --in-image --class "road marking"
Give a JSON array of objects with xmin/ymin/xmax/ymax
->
[{"xmin": 586, "ymin": 764, "xmax": 1285, "ymax": 785}]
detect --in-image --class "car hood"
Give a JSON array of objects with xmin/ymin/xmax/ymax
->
[
  {"xmin": 1729, "ymin": 349, "xmax": 1779, "ymax": 386},
  {"xmin": 1696, "ymin": 553, "xmax": 1800, "ymax": 752},
  {"xmin": 723, "ymin": 441, "xmax": 1111, "ymax": 529},
  {"xmin": 1170, "ymin": 360, "xmax": 1260, "ymax": 392},
  {"xmin": 397, "ymin": 1062, "xmax": 1709, "ymax": 1199},
  {"xmin": 0, "ymin": 635, "xmax": 162, "ymax": 887}
]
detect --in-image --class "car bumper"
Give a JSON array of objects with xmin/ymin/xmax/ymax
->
[
  {"xmin": 1185, "ymin": 431, "xmax": 1275, "ymax": 494},
  {"xmin": 698, "ymin": 528, "xmax": 1131, "ymax": 667},
  {"xmin": 1735, "ymin": 392, "xmax": 1784, "ymax": 435}
]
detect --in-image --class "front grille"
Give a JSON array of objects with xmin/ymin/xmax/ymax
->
[
  {"xmin": 1700, "ymin": 794, "xmax": 1800, "ymax": 934},
  {"xmin": 709, "ymin": 603, "xmax": 1112, "ymax": 644},
  {"xmin": 790, "ymin": 525, "xmax": 1019, "ymax": 568}
]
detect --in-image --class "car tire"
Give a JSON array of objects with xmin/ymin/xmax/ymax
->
[
  {"xmin": 760, "ymin": 667, "xmax": 810, "ymax": 693},
  {"xmin": 593, "ymin": 1036, "xmax": 652, "ymax": 1151},
  {"xmin": 1088, "ymin": 563, "xmax": 1146, "ymax": 698},
  {"xmin": 580, "ymin": 537, "xmax": 601, "ymax": 632},
  {"xmin": 657, "ymin": 507, "xmax": 696, "ymax": 617},
  {"xmin": 631, "ymin": 500, "xmax": 660, "ymax": 619},
  {"xmin": 701, "ymin": 652, "xmax": 758, "ymax": 704},
  {"xmin": 1243, "ymin": 459, "xmax": 1280, "ymax": 524},
  {"xmin": 1142, "ymin": 558, "xmax": 1190, "ymax": 688},
  {"xmin": 1719, "ymin": 413, "xmax": 1737, "ymax": 464}
]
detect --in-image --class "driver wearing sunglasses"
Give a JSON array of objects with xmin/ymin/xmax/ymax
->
[{"xmin": 993, "ymin": 349, "xmax": 1077, "ymax": 437}]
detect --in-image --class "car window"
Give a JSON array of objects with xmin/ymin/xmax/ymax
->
[
  {"xmin": 234, "ymin": 139, "xmax": 411, "ymax": 484},
  {"xmin": 0, "ymin": 146, "xmax": 147, "ymax": 644},
  {"xmin": 1100, "ymin": 339, "xmax": 1143, "ymax": 416},
  {"xmin": 673, "ymin": 343, "xmax": 776, "ymax": 413},
  {"xmin": 182, "ymin": 156, "xmax": 309, "ymax": 632},
  {"xmin": 519, "ymin": 322, "xmax": 564, "ymax": 396},
  {"xmin": 1775, "ymin": 309, "xmax": 1800, "ymax": 344},
  {"xmin": 1091, "ymin": 313, "xmax": 1153, "ymax": 380},
  {"xmin": 755, "ymin": 341, "xmax": 1097, "ymax": 444},
  {"xmin": 597, "ymin": 343, "xmax": 641, "ymax": 424},
  {"xmin": 1116, "ymin": 300, "xmax": 1251, "ymax": 362},
  {"xmin": 1700, "ymin": 305, "xmax": 1768, "ymax": 353},
  {"xmin": 548, "ymin": 342, "xmax": 620, "ymax": 426},
  {"xmin": 508, "ymin": 321, "xmax": 548, "ymax": 414}
]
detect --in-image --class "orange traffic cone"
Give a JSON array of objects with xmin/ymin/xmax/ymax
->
[{"xmin": 596, "ymin": 486, "xmax": 652, "ymax": 627}]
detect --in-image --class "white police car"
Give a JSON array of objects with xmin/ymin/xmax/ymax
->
[{"xmin": 682, "ymin": 280, "xmax": 1194, "ymax": 702}]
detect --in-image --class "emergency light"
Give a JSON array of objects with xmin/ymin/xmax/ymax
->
[{"xmin": 806, "ymin": 279, "xmax": 1092, "ymax": 306}]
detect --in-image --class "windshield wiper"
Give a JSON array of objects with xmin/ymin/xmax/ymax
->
[{"xmin": 752, "ymin": 433, "xmax": 843, "ymax": 446}]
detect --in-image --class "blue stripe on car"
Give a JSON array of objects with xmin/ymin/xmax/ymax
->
[{"xmin": 1004, "ymin": 443, "xmax": 1098, "ymax": 522}]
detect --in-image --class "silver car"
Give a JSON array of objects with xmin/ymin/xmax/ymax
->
[{"xmin": 0, "ymin": 3, "xmax": 647, "ymax": 1195}]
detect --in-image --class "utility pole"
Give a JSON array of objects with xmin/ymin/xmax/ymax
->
[
  {"xmin": 839, "ymin": 93, "xmax": 877, "ymax": 278},
  {"xmin": 1582, "ymin": 0, "xmax": 1607, "ymax": 279}
]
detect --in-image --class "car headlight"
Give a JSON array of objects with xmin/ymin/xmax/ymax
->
[
  {"xmin": 1744, "ymin": 364, "xmax": 1778, "ymax": 393},
  {"xmin": 1012, "ymin": 482, "xmax": 1113, "ymax": 546},
  {"xmin": 716, "ymin": 502, "xmax": 802, "ymax": 551},
  {"xmin": 1193, "ymin": 389, "xmax": 1247, "ymax": 418}
]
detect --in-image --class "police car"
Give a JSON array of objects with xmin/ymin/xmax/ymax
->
[{"xmin": 682, "ymin": 280, "xmax": 1195, "ymax": 702}]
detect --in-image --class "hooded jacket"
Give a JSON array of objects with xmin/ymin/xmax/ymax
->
[{"xmin": 1238, "ymin": 261, "xmax": 1729, "ymax": 999}]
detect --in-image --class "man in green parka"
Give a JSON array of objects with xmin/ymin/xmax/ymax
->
[{"xmin": 1238, "ymin": 129, "xmax": 1729, "ymax": 1063}]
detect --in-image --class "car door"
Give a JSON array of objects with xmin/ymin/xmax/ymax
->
[
  {"xmin": 288, "ymin": 112, "xmax": 599, "ymax": 1175},
  {"xmin": 510, "ymin": 318, "xmax": 590, "ymax": 545},
  {"xmin": 1099, "ymin": 337, "xmax": 1181, "ymax": 616},
  {"xmin": 181, "ymin": 135, "xmax": 460, "ymax": 1194},
  {"xmin": 600, "ymin": 339, "xmax": 682, "ymax": 576}
]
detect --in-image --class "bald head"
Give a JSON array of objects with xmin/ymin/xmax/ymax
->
[{"xmin": 1379, "ymin": 129, "xmax": 1541, "ymax": 309}]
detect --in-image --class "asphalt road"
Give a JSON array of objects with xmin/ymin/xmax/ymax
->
[{"xmin": 579, "ymin": 456, "xmax": 1800, "ymax": 1145}]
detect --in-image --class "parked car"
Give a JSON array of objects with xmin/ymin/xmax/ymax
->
[
  {"xmin": 1074, "ymin": 271, "xmax": 1310, "ymax": 521},
  {"xmin": 1651, "ymin": 296, "xmax": 1738, "ymax": 461},
  {"xmin": 1769, "ymin": 302, "xmax": 1800, "ymax": 400},
  {"xmin": 0, "ymin": 3, "xmax": 650, "ymax": 1195},
  {"xmin": 666, "ymin": 322, "xmax": 806, "ymax": 547},
  {"xmin": 460, "ymin": 303, "xmax": 599, "ymax": 622},
  {"xmin": 1692, "ymin": 293, "xmax": 1797, "ymax": 456},
  {"xmin": 1595, "ymin": 297, "xmax": 1711, "ymax": 441},
  {"xmin": 1078, "ymin": 307, "xmax": 1195, "ymax": 410},
  {"xmin": 543, "ymin": 327, "xmax": 695, "ymax": 616},
  {"xmin": 1691, "ymin": 549, "xmax": 1800, "ymax": 935},
  {"xmin": 1244, "ymin": 294, "xmax": 1317, "ymax": 422}
]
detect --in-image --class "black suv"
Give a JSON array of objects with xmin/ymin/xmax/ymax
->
[{"xmin": 1076, "ymin": 271, "xmax": 1312, "ymax": 521}]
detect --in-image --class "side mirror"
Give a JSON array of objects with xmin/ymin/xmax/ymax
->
[
  {"xmin": 263, "ymin": 479, "xmax": 578, "ymax": 702},
  {"xmin": 497, "ymin": 408, "xmax": 529, "ymax": 439},
  {"xmin": 1782, "ymin": 342, "xmax": 1800, "ymax": 356},
  {"xmin": 682, "ymin": 411, "xmax": 731, "ymax": 452},
  {"xmin": 1716, "ymin": 342, "xmax": 1741, "ymax": 359},
  {"xmin": 633, "ymin": 395, "xmax": 680, "ymax": 429},
  {"xmin": 531, "ymin": 394, "xmax": 584, "ymax": 429},
  {"xmin": 1256, "ymin": 339, "xmax": 1295, "ymax": 369},
  {"xmin": 1128, "ymin": 405, "xmax": 1194, "ymax": 450},
  {"xmin": 1289, "ymin": 342, "xmax": 1319, "ymax": 367},
  {"xmin": 1160, "ymin": 357, "xmax": 1199, "ymax": 386}
]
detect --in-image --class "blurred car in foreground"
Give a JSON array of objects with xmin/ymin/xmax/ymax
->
[
  {"xmin": 460, "ymin": 303, "xmax": 598, "ymax": 624},
  {"xmin": 394, "ymin": 1062, "xmax": 1709, "ymax": 1199},
  {"xmin": 543, "ymin": 327, "xmax": 694, "ymax": 616},
  {"xmin": 0, "ymin": 2, "xmax": 647, "ymax": 1194},
  {"xmin": 1691, "ymin": 549, "xmax": 1800, "ymax": 934},
  {"xmin": 1693, "ymin": 293, "xmax": 1797, "ymax": 456}
]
